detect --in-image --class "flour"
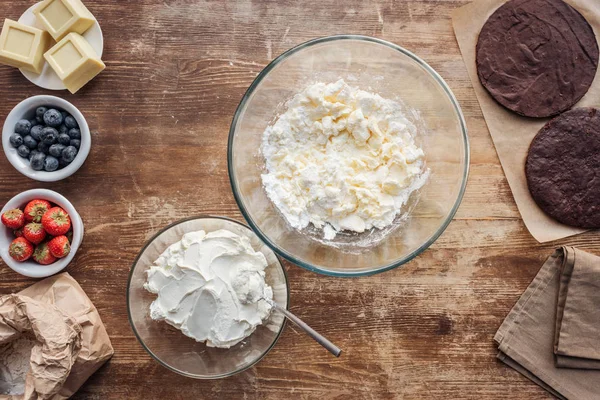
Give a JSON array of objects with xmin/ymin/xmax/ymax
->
[
  {"xmin": 0, "ymin": 335, "xmax": 36, "ymax": 395},
  {"xmin": 261, "ymin": 79, "xmax": 428, "ymax": 240}
]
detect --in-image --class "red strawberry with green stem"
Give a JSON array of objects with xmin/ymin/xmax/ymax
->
[
  {"xmin": 41, "ymin": 207, "xmax": 71, "ymax": 236},
  {"xmin": 2, "ymin": 209, "xmax": 25, "ymax": 229},
  {"xmin": 9, "ymin": 237, "xmax": 34, "ymax": 262},
  {"xmin": 24, "ymin": 200, "xmax": 51, "ymax": 223},
  {"xmin": 48, "ymin": 235, "xmax": 70, "ymax": 258},
  {"xmin": 23, "ymin": 223, "xmax": 47, "ymax": 245},
  {"xmin": 33, "ymin": 242, "xmax": 57, "ymax": 265},
  {"xmin": 14, "ymin": 228, "xmax": 23, "ymax": 238}
]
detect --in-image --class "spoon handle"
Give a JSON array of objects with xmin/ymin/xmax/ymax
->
[{"xmin": 273, "ymin": 303, "xmax": 342, "ymax": 357}]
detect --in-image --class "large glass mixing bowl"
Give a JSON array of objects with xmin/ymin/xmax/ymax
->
[{"xmin": 228, "ymin": 35, "xmax": 469, "ymax": 276}]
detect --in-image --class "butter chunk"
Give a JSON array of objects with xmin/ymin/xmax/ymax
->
[
  {"xmin": 34, "ymin": 0, "xmax": 95, "ymax": 41},
  {"xmin": 45, "ymin": 33, "xmax": 105, "ymax": 94},
  {"xmin": 0, "ymin": 19, "xmax": 52, "ymax": 73}
]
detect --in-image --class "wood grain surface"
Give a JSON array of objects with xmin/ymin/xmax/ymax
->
[{"xmin": 0, "ymin": 0, "xmax": 591, "ymax": 398}]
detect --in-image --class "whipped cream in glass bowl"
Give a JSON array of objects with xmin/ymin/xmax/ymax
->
[
  {"xmin": 127, "ymin": 216, "xmax": 288, "ymax": 379},
  {"xmin": 144, "ymin": 229, "xmax": 274, "ymax": 349}
]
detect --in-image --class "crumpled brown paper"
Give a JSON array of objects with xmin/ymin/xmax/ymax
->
[
  {"xmin": 0, "ymin": 273, "xmax": 114, "ymax": 399},
  {"xmin": 452, "ymin": 0, "xmax": 600, "ymax": 242}
]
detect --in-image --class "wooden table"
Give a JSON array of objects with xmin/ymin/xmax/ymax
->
[{"xmin": 2, "ymin": 0, "xmax": 590, "ymax": 398}]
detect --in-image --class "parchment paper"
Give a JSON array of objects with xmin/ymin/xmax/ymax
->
[
  {"xmin": 452, "ymin": 0, "xmax": 600, "ymax": 242},
  {"xmin": 0, "ymin": 273, "xmax": 114, "ymax": 400}
]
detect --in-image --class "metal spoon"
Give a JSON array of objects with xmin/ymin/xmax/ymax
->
[{"xmin": 262, "ymin": 297, "xmax": 342, "ymax": 357}]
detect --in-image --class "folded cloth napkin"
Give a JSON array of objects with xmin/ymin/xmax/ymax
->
[{"xmin": 495, "ymin": 247, "xmax": 600, "ymax": 400}]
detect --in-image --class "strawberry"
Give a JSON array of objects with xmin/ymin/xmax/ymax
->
[
  {"xmin": 33, "ymin": 242, "xmax": 57, "ymax": 265},
  {"xmin": 24, "ymin": 200, "xmax": 51, "ymax": 223},
  {"xmin": 41, "ymin": 207, "xmax": 71, "ymax": 236},
  {"xmin": 13, "ymin": 228, "xmax": 23, "ymax": 238},
  {"xmin": 48, "ymin": 235, "xmax": 70, "ymax": 258},
  {"xmin": 23, "ymin": 223, "xmax": 47, "ymax": 245},
  {"xmin": 1, "ymin": 209, "xmax": 25, "ymax": 229},
  {"xmin": 9, "ymin": 237, "xmax": 34, "ymax": 262}
]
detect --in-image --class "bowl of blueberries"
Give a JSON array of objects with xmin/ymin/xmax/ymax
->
[{"xmin": 2, "ymin": 95, "xmax": 91, "ymax": 182}]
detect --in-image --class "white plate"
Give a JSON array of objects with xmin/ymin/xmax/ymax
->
[{"xmin": 17, "ymin": 2, "xmax": 104, "ymax": 91}]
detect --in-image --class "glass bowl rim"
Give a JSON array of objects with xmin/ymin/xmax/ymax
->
[
  {"xmin": 227, "ymin": 34, "xmax": 470, "ymax": 277},
  {"xmin": 126, "ymin": 215, "xmax": 290, "ymax": 379}
]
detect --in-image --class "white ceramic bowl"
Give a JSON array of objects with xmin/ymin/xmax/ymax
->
[
  {"xmin": 0, "ymin": 189, "xmax": 84, "ymax": 278},
  {"xmin": 2, "ymin": 95, "xmax": 91, "ymax": 182}
]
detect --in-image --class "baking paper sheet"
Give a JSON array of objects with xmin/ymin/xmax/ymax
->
[{"xmin": 452, "ymin": 0, "xmax": 600, "ymax": 242}]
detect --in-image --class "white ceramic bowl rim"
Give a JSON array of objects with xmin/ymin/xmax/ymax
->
[
  {"xmin": 2, "ymin": 95, "xmax": 91, "ymax": 182},
  {"xmin": 227, "ymin": 34, "xmax": 470, "ymax": 277},
  {"xmin": 0, "ymin": 189, "xmax": 83, "ymax": 278}
]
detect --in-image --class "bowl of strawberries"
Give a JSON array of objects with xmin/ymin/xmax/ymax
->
[{"xmin": 0, "ymin": 189, "xmax": 83, "ymax": 278}]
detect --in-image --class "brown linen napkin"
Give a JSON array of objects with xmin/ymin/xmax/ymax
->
[
  {"xmin": 554, "ymin": 249, "xmax": 600, "ymax": 370},
  {"xmin": 495, "ymin": 247, "xmax": 600, "ymax": 399}
]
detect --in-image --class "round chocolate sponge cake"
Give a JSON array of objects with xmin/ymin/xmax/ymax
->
[
  {"xmin": 526, "ymin": 108, "xmax": 600, "ymax": 228},
  {"xmin": 476, "ymin": 0, "xmax": 599, "ymax": 118}
]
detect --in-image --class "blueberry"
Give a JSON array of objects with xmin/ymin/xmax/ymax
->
[
  {"xmin": 15, "ymin": 119, "xmax": 31, "ymax": 135},
  {"xmin": 30, "ymin": 125, "xmax": 44, "ymax": 141},
  {"xmin": 43, "ymin": 109, "xmax": 63, "ymax": 127},
  {"xmin": 9, "ymin": 134, "xmax": 23, "ymax": 148},
  {"xmin": 49, "ymin": 144, "xmax": 66, "ymax": 158},
  {"xmin": 58, "ymin": 133, "xmax": 71, "ymax": 146},
  {"xmin": 69, "ymin": 139, "xmax": 80, "ymax": 149},
  {"xmin": 15, "ymin": 120, "xmax": 32, "ymax": 135},
  {"xmin": 35, "ymin": 107, "xmax": 48, "ymax": 121},
  {"xmin": 23, "ymin": 135, "xmax": 38, "ymax": 149},
  {"xmin": 58, "ymin": 125, "xmax": 68, "ymax": 135},
  {"xmin": 44, "ymin": 156, "xmax": 59, "ymax": 172},
  {"xmin": 29, "ymin": 119, "xmax": 39, "ymax": 127},
  {"xmin": 68, "ymin": 128, "xmax": 81, "ymax": 139},
  {"xmin": 64, "ymin": 115, "xmax": 78, "ymax": 129},
  {"xmin": 41, "ymin": 127, "xmax": 58, "ymax": 145},
  {"xmin": 28, "ymin": 149, "xmax": 40, "ymax": 161},
  {"xmin": 60, "ymin": 111, "xmax": 68, "ymax": 119},
  {"xmin": 62, "ymin": 146, "xmax": 78, "ymax": 163},
  {"xmin": 17, "ymin": 145, "xmax": 30, "ymax": 158},
  {"xmin": 30, "ymin": 152, "xmax": 46, "ymax": 171},
  {"xmin": 37, "ymin": 142, "xmax": 50, "ymax": 154},
  {"xmin": 59, "ymin": 157, "xmax": 69, "ymax": 168}
]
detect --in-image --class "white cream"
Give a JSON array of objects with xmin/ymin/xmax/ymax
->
[
  {"xmin": 261, "ymin": 79, "xmax": 428, "ymax": 240},
  {"xmin": 144, "ymin": 229, "xmax": 273, "ymax": 348}
]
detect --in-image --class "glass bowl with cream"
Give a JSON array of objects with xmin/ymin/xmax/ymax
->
[
  {"xmin": 127, "ymin": 216, "xmax": 288, "ymax": 379},
  {"xmin": 228, "ymin": 35, "xmax": 469, "ymax": 276}
]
